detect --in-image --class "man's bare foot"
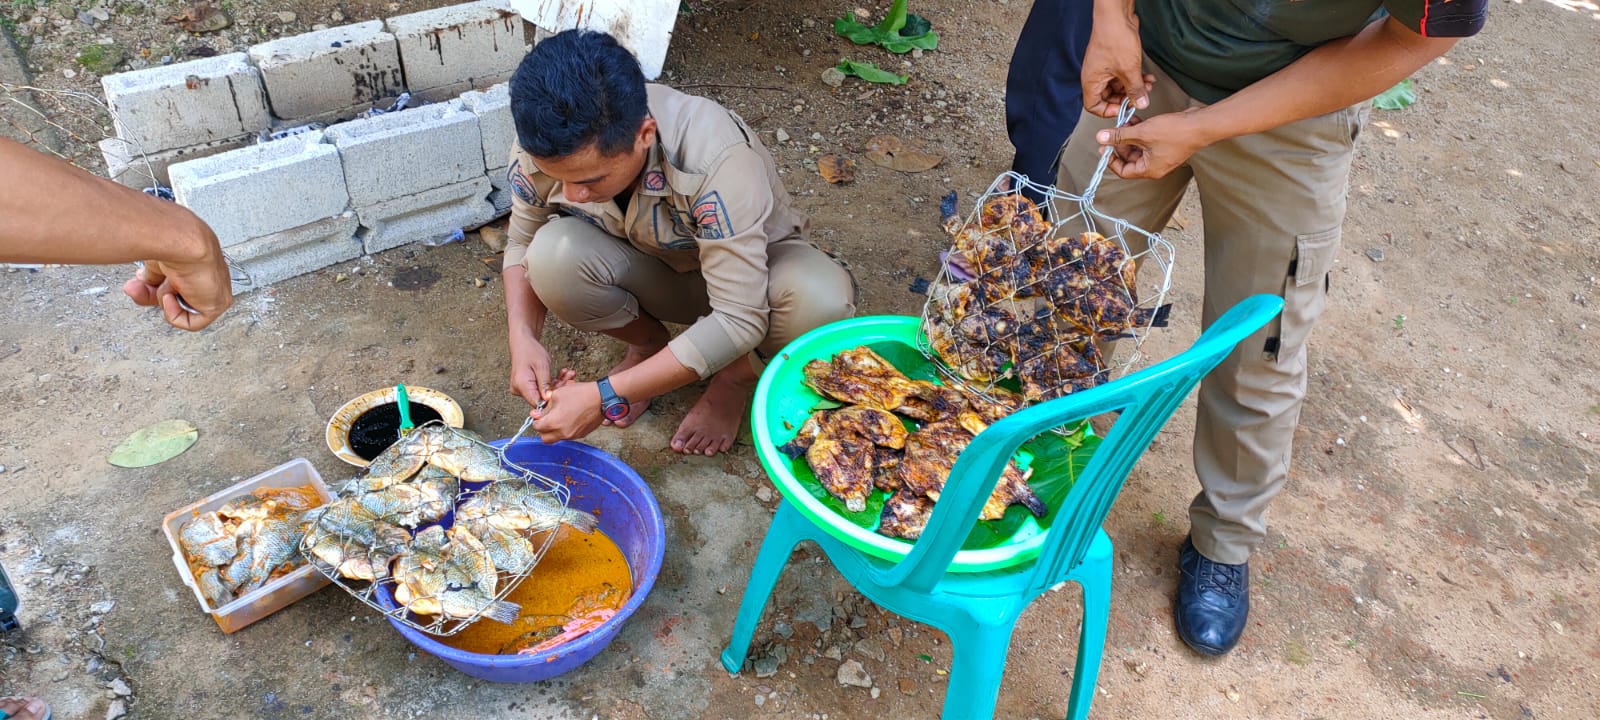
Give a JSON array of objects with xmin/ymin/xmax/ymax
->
[
  {"xmin": 0, "ymin": 696, "xmax": 51, "ymax": 720},
  {"xmin": 671, "ymin": 362, "xmax": 756, "ymax": 456},
  {"xmin": 603, "ymin": 343, "xmax": 658, "ymax": 427}
]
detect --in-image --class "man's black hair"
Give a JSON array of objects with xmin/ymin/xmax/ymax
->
[{"xmin": 509, "ymin": 30, "xmax": 649, "ymax": 159}]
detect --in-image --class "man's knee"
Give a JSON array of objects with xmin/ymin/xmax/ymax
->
[
  {"xmin": 768, "ymin": 248, "xmax": 856, "ymax": 334},
  {"xmin": 521, "ymin": 217, "xmax": 640, "ymax": 331},
  {"xmin": 523, "ymin": 217, "xmax": 611, "ymax": 291}
]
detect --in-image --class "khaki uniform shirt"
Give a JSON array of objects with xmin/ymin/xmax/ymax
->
[{"xmin": 503, "ymin": 84, "xmax": 807, "ymax": 376}]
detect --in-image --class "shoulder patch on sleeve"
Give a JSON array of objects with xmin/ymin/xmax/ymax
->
[
  {"xmin": 508, "ymin": 159, "xmax": 541, "ymax": 207},
  {"xmin": 692, "ymin": 191, "xmax": 734, "ymax": 240}
]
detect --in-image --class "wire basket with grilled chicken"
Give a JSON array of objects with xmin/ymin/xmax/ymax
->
[{"xmin": 919, "ymin": 113, "xmax": 1176, "ymax": 415}]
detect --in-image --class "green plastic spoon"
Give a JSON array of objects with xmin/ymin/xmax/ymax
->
[{"xmin": 396, "ymin": 383, "xmax": 414, "ymax": 437}]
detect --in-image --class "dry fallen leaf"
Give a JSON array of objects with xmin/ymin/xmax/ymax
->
[
  {"xmin": 818, "ymin": 154, "xmax": 857, "ymax": 184},
  {"xmin": 865, "ymin": 135, "xmax": 943, "ymax": 173},
  {"xmin": 166, "ymin": 2, "xmax": 232, "ymax": 34}
]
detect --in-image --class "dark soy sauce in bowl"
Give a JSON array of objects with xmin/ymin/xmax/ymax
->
[{"xmin": 349, "ymin": 402, "xmax": 445, "ymax": 460}]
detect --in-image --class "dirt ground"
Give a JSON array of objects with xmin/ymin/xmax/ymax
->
[{"xmin": 3, "ymin": 0, "xmax": 1599, "ymax": 718}]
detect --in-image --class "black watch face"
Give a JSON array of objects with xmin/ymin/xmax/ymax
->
[{"xmin": 603, "ymin": 401, "xmax": 630, "ymax": 422}]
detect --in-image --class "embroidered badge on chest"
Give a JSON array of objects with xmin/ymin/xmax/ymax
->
[
  {"xmin": 652, "ymin": 209, "xmax": 700, "ymax": 251},
  {"xmin": 692, "ymin": 191, "xmax": 733, "ymax": 240},
  {"xmin": 643, "ymin": 170, "xmax": 666, "ymax": 192}
]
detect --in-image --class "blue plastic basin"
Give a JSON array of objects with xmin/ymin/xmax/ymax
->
[{"xmin": 375, "ymin": 438, "xmax": 665, "ymax": 683}]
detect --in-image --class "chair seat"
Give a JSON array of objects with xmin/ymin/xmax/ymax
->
[{"xmin": 810, "ymin": 514, "xmax": 1113, "ymax": 607}]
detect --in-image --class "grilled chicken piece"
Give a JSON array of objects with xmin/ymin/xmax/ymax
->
[
  {"xmin": 898, "ymin": 421, "xmax": 1047, "ymax": 521},
  {"xmin": 897, "ymin": 381, "xmax": 967, "ymax": 424},
  {"xmin": 828, "ymin": 406, "xmax": 908, "ymax": 449},
  {"xmin": 878, "ymin": 488, "xmax": 936, "ymax": 540},
  {"xmin": 977, "ymin": 194, "xmax": 1051, "ymax": 244},
  {"xmin": 779, "ymin": 410, "xmax": 831, "ymax": 458},
  {"xmin": 952, "ymin": 307, "xmax": 1019, "ymax": 382},
  {"xmin": 803, "ymin": 347, "xmax": 933, "ymax": 411},
  {"xmin": 797, "ymin": 403, "xmax": 910, "ymax": 511},
  {"xmin": 807, "ymin": 434, "xmax": 877, "ymax": 513},
  {"xmin": 1077, "ymin": 232, "xmax": 1138, "ymax": 291},
  {"xmin": 1016, "ymin": 342, "xmax": 1106, "ymax": 403},
  {"xmin": 803, "ymin": 358, "xmax": 910, "ymax": 411},
  {"xmin": 960, "ymin": 231, "xmax": 1017, "ymax": 277},
  {"xmin": 833, "ymin": 347, "xmax": 908, "ymax": 380},
  {"xmin": 957, "ymin": 385, "xmax": 1025, "ymax": 426},
  {"xmin": 873, "ymin": 447, "xmax": 903, "ymax": 492}
]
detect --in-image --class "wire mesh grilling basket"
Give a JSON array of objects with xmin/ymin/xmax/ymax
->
[
  {"xmin": 918, "ymin": 103, "xmax": 1176, "ymax": 416},
  {"xmin": 299, "ymin": 419, "xmax": 584, "ymax": 636}
]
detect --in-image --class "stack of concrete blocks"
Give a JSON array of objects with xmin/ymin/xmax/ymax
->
[
  {"xmin": 326, "ymin": 100, "xmax": 497, "ymax": 255},
  {"xmin": 460, "ymin": 84, "xmax": 515, "ymax": 216},
  {"xmin": 98, "ymin": 53, "xmax": 271, "ymax": 189},
  {"xmin": 98, "ymin": 1, "xmax": 535, "ymax": 292},
  {"xmin": 168, "ymin": 133, "xmax": 359, "ymax": 292}
]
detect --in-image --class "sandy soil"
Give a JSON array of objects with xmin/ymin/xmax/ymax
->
[{"xmin": 2, "ymin": 0, "xmax": 1598, "ymax": 718}]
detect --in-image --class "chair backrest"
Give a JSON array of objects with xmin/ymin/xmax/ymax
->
[{"xmin": 872, "ymin": 294, "xmax": 1285, "ymax": 594}]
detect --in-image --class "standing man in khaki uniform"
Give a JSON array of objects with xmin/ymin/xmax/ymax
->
[
  {"xmin": 1053, "ymin": 0, "xmax": 1486, "ymax": 655},
  {"xmin": 502, "ymin": 30, "xmax": 856, "ymax": 456}
]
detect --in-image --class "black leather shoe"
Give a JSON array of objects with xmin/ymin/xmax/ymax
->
[{"xmin": 1175, "ymin": 537, "xmax": 1249, "ymax": 656}]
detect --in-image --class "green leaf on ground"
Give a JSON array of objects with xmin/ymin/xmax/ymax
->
[
  {"xmin": 836, "ymin": 59, "xmax": 908, "ymax": 85},
  {"xmin": 1374, "ymin": 79, "xmax": 1416, "ymax": 111},
  {"xmin": 107, "ymin": 419, "xmax": 199, "ymax": 468},
  {"xmin": 832, "ymin": 0, "xmax": 939, "ymax": 54}
]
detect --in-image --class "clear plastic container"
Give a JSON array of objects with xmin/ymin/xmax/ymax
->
[{"xmin": 161, "ymin": 458, "xmax": 334, "ymax": 634}]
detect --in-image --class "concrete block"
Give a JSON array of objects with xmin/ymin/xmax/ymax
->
[
  {"xmin": 228, "ymin": 213, "xmax": 362, "ymax": 293},
  {"xmin": 486, "ymin": 165, "xmax": 512, "ymax": 216},
  {"xmin": 169, "ymin": 132, "xmax": 350, "ymax": 248},
  {"xmin": 102, "ymin": 53, "xmax": 270, "ymax": 154},
  {"xmin": 386, "ymin": 1, "xmax": 525, "ymax": 99},
  {"xmin": 355, "ymin": 177, "xmax": 496, "ymax": 254},
  {"xmin": 325, "ymin": 100, "xmax": 483, "ymax": 207},
  {"xmin": 98, "ymin": 134, "xmax": 251, "ymax": 189},
  {"xmin": 248, "ymin": 21, "xmax": 404, "ymax": 123},
  {"xmin": 459, "ymin": 83, "xmax": 513, "ymax": 171},
  {"xmin": 407, "ymin": 80, "xmax": 475, "ymax": 106}
]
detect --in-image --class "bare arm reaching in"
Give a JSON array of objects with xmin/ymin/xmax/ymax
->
[{"xmin": 0, "ymin": 137, "xmax": 232, "ymax": 330}]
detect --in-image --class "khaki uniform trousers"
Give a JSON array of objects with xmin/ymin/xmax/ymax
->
[
  {"xmin": 523, "ymin": 216, "xmax": 858, "ymax": 372},
  {"xmin": 1057, "ymin": 60, "xmax": 1369, "ymax": 564}
]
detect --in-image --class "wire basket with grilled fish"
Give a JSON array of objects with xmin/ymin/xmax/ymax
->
[
  {"xmin": 919, "ymin": 105, "xmax": 1176, "ymax": 417},
  {"xmin": 299, "ymin": 420, "xmax": 599, "ymax": 637}
]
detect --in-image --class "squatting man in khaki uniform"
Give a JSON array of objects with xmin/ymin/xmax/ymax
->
[{"xmin": 501, "ymin": 30, "xmax": 856, "ymax": 455}]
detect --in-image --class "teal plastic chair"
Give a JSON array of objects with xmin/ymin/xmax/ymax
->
[{"xmin": 721, "ymin": 295, "xmax": 1284, "ymax": 719}]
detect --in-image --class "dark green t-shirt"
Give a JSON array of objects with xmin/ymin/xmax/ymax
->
[{"xmin": 1137, "ymin": 0, "xmax": 1489, "ymax": 104}]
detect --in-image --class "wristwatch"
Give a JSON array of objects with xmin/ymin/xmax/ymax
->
[{"xmin": 597, "ymin": 376, "xmax": 630, "ymax": 423}]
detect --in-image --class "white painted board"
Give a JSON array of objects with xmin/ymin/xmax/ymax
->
[{"xmin": 508, "ymin": 0, "xmax": 678, "ymax": 80}]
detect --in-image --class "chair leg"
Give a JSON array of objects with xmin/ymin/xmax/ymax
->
[
  {"xmin": 940, "ymin": 617, "xmax": 1015, "ymax": 720},
  {"xmin": 1065, "ymin": 552, "xmax": 1112, "ymax": 720},
  {"xmin": 720, "ymin": 501, "xmax": 806, "ymax": 674}
]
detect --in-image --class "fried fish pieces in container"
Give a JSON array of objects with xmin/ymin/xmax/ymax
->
[{"xmin": 161, "ymin": 459, "xmax": 335, "ymax": 634}]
